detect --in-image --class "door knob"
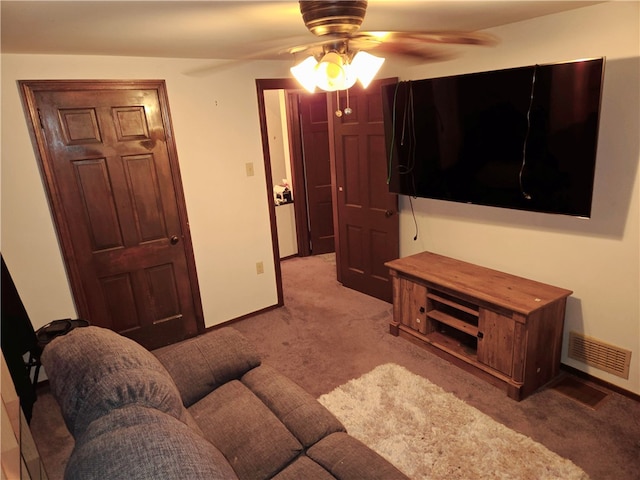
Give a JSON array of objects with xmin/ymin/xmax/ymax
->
[
  {"xmin": 385, "ymin": 210, "xmax": 394, "ymax": 217},
  {"xmin": 170, "ymin": 235, "xmax": 179, "ymax": 245}
]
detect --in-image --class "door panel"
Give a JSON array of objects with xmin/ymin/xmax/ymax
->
[
  {"xmin": 398, "ymin": 277, "xmax": 428, "ymax": 334},
  {"xmin": 20, "ymin": 80, "xmax": 203, "ymax": 349},
  {"xmin": 478, "ymin": 309, "xmax": 516, "ymax": 376},
  {"xmin": 298, "ymin": 93, "xmax": 335, "ymax": 254},
  {"xmin": 331, "ymin": 78, "xmax": 399, "ymax": 302}
]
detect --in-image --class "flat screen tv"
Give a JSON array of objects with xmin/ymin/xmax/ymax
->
[{"xmin": 382, "ymin": 58, "xmax": 605, "ymax": 217}]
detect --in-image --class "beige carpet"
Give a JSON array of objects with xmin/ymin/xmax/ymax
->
[{"xmin": 318, "ymin": 363, "xmax": 589, "ymax": 480}]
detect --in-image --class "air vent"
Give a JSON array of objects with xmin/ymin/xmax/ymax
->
[{"xmin": 568, "ymin": 331, "xmax": 631, "ymax": 379}]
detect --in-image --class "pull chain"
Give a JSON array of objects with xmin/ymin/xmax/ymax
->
[
  {"xmin": 335, "ymin": 89, "xmax": 353, "ymax": 117},
  {"xmin": 335, "ymin": 90, "xmax": 342, "ymax": 117},
  {"xmin": 344, "ymin": 88, "xmax": 352, "ymax": 115}
]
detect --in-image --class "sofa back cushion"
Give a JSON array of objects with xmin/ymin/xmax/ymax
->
[
  {"xmin": 154, "ymin": 327, "xmax": 261, "ymax": 407},
  {"xmin": 41, "ymin": 326, "xmax": 187, "ymax": 438},
  {"xmin": 65, "ymin": 405, "xmax": 238, "ymax": 480}
]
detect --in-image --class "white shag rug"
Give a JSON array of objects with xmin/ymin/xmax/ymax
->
[{"xmin": 318, "ymin": 363, "xmax": 589, "ymax": 480}]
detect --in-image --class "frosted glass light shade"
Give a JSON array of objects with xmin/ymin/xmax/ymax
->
[
  {"xmin": 352, "ymin": 51, "xmax": 385, "ymax": 88},
  {"xmin": 315, "ymin": 52, "xmax": 357, "ymax": 91},
  {"xmin": 290, "ymin": 56, "xmax": 319, "ymax": 93}
]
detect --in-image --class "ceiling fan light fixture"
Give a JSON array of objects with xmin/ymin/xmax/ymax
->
[
  {"xmin": 351, "ymin": 51, "xmax": 385, "ymax": 88},
  {"xmin": 289, "ymin": 0, "xmax": 495, "ymax": 93},
  {"xmin": 291, "ymin": 49, "xmax": 384, "ymax": 92}
]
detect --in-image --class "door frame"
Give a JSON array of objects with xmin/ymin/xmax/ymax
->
[
  {"xmin": 256, "ymin": 78, "xmax": 318, "ymax": 306},
  {"xmin": 18, "ymin": 79, "xmax": 205, "ymax": 334}
]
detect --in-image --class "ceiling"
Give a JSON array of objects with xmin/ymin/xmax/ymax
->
[{"xmin": 1, "ymin": 1, "xmax": 602, "ymax": 62}]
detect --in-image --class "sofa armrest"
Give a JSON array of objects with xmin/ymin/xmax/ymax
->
[
  {"xmin": 154, "ymin": 328, "xmax": 261, "ymax": 407},
  {"xmin": 65, "ymin": 405, "xmax": 239, "ymax": 480},
  {"xmin": 41, "ymin": 326, "xmax": 188, "ymax": 439}
]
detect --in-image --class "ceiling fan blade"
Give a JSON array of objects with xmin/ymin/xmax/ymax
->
[
  {"xmin": 287, "ymin": 29, "xmax": 497, "ymax": 52},
  {"xmin": 347, "ymin": 30, "xmax": 498, "ymax": 63},
  {"xmin": 357, "ymin": 30, "xmax": 499, "ymax": 47},
  {"xmin": 369, "ymin": 42, "xmax": 456, "ymax": 63},
  {"xmin": 184, "ymin": 35, "xmax": 314, "ymax": 76},
  {"xmin": 183, "ymin": 59, "xmax": 244, "ymax": 77}
]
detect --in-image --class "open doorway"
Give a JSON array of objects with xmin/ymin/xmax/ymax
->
[
  {"xmin": 256, "ymin": 79, "xmax": 337, "ymax": 306},
  {"xmin": 263, "ymin": 89, "xmax": 299, "ymax": 259},
  {"xmin": 262, "ymin": 85, "xmax": 335, "ymax": 259}
]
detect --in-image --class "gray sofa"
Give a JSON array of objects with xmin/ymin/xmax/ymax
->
[{"xmin": 41, "ymin": 326, "xmax": 408, "ymax": 480}]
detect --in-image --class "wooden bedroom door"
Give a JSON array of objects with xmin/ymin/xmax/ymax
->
[
  {"xmin": 19, "ymin": 80, "xmax": 204, "ymax": 350},
  {"xmin": 330, "ymin": 78, "xmax": 399, "ymax": 303},
  {"xmin": 297, "ymin": 91, "xmax": 335, "ymax": 255}
]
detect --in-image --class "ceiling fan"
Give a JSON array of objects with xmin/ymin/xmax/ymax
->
[
  {"xmin": 285, "ymin": 0, "xmax": 498, "ymax": 92},
  {"xmin": 186, "ymin": 1, "xmax": 497, "ymax": 87}
]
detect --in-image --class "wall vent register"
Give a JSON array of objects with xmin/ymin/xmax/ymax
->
[{"xmin": 568, "ymin": 331, "xmax": 631, "ymax": 380}]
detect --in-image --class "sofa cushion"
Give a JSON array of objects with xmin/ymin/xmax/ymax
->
[
  {"xmin": 271, "ymin": 456, "xmax": 336, "ymax": 480},
  {"xmin": 65, "ymin": 405, "xmax": 238, "ymax": 480},
  {"xmin": 242, "ymin": 364, "xmax": 345, "ymax": 447},
  {"xmin": 307, "ymin": 432, "xmax": 408, "ymax": 480},
  {"xmin": 189, "ymin": 379, "xmax": 303, "ymax": 480},
  {"xmin": 154, "ymin": 327, "xmax": 261, "ymax": 407},
  {"xmin": 41, "ymin": 326, "xmax": 187, "ymax": 438}
]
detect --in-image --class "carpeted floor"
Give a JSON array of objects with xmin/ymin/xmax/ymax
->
[{"xmin": 31, "ymin": 254, "xmax": 640, "ymax": 479}]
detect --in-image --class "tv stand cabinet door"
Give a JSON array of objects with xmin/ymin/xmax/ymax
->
[
  {"xmin": 397, "ymin": 277, "xmax": 430, "ymax": 334},
  {"xmin": 477, "ymin": 309, "xmax": 516, "ymax": 376}
]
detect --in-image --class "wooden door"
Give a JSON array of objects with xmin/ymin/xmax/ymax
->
[
  {"xmin": 297, "ymin": 92, "xmax": 335, "ymax": 255},
  {"xmin": 477, "ymin": 309, "xmax": 515, "ymax": 376},
  {"xmin": 397, "ymin": 277, "xmax": 429, "ymax": 334},
  {"xmin": 330, "ymin": 78, "xmax": 399, "ymax": 302},
  {"xmin": 20, "ymin": 80, "xmax": 204, "ymax": 350}
]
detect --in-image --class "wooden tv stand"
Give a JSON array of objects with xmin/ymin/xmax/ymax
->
[{"xmin": 386, "ymin": 252, "xmax": 572, "ymax": 400}]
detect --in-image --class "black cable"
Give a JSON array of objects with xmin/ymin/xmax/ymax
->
[
  {"xmin": 519, "ymin": 65, "xmax": 537, "ymax": 200},
  {"xmin": 387, "ymin": 82, "xmax": 402, "ymax": 184},
  {"xmin": 398, "ymin": 82, "xmax": 416, "ymax": 175},
  {"xmin": 409, "ymin": 195, "xmax": 419, "ymax": 241},
  {"xmin": 387, "ymin": 81, "xmax": 419, "ymax": 241}
]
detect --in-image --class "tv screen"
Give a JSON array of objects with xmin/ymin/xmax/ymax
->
[{"xmin": 382, "ymin": 58, "xmax": 604, "ymax": 217}]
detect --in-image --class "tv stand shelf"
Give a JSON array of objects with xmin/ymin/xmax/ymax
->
[{"xmin": 386, "ymin": 251, "xmax": 572, "ymax": 400}]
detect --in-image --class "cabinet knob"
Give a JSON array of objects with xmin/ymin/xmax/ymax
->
[
  {"xmin": 419, "ymin": 306, "xmax": 425, "ymax": 314},
  {"xmin": 477, "ymin": 331, "xmax": 484, "ymax": 339},
  {"xmin": 170, "ymin": 235, "xmax": 179, "ymax": 245}
]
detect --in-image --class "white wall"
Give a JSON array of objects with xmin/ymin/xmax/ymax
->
[
  {"xmin": 265, "ymin": 89, "xmax": 289, "ymax": 189},
  {"xmin": 1, "ymin": 2, "xmax": 638, "ymax": 394},
  {"xmin": 1, "ymin": 55, "xmax": 291, "ymax": 329},
  {"xmin": 389, "ymin": 2, "xmax": 640, "ymax": 394}
]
